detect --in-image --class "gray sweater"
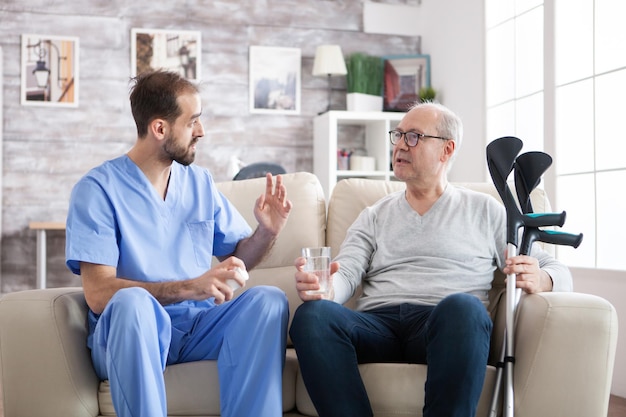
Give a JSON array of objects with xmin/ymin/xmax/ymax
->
[{"xmin": 332, "ymin": 185, "xmax": 573, "ymax": 311}]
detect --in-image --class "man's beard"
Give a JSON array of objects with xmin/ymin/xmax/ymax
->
[{"xmin": 163, "ymin": 134, "xmax": 197, "ymax": 166}]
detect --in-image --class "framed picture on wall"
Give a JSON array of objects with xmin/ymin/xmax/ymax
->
[
  {"xmin": 382, "ymin": 54, "xmax": 431, "ymax": 112},
  {"xmin": 131, "ymin": 28, "xmax": 201, "ymax": 80},
  {"xmin": 249, "ymin": 46, "xmax": 301, "ymax": 115},
  {"xmin": 20, "ymin": 34, "xmax": 79, "ymax": 107}
]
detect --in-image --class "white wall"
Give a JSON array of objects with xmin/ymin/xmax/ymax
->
[{"xmin": 416, "ymin": 0, "xmax": 486, "ymax": 183}]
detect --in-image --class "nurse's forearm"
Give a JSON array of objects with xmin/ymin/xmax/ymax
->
[
  {"xmin": 81, "ymin": 261, "xmax": 211, "ymax": 313},
  {"xmin": 230, "ymin": 226, "xmax": 277, "ymax": 270}
]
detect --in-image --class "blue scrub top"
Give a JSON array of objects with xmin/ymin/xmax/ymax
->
[{"xmin": 66, "ymin": 155, "xmax": 252, "ymax": 284}]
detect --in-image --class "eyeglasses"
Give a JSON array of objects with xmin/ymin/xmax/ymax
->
[{"xmin": 389, "ymin": 130, "xmax": 449, "ymax": 147}]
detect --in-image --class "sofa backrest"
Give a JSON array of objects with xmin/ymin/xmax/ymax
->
[{"xmin": 216, "ymin": 171, "xmax": 327, "ymax": 268}]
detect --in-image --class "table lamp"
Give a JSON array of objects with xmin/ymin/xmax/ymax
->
[{"xmin": 312, "ymin": 45, "xmax": 347, "ymax": 114}]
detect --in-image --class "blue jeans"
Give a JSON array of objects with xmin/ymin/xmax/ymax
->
[{"xmin": 290, "ymin": 293, "xmax": 492, "ymax": 417}]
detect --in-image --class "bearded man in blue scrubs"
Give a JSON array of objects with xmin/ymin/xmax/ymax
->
[{"xmin": 65, "ymin": 70, "xmax": 292, "ymax": 417}]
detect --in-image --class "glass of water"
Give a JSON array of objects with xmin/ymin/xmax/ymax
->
[{"xmin": 302, "ymin": 247, "xmax": 331, "ymax": 296}]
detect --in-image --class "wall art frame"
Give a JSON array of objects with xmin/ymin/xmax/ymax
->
[
  {"xmin": 382, "ymin": 54, "xmax": 431, "ymax": 112},
  {"xmin": 249, "ymin": 46, "xmax": 301, "ymax": 115},
  {"xmin": 131, "ymin": 28, "xmax": 201, "ymax": 81},
  {"xmin": 21, "ymin": 34, "xmax": 80, "ymax": 107}
]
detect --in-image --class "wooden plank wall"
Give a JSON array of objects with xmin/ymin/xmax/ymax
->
[{"xmin": 0, "ymin": 0, "xmax": 420, "ymax": 292}]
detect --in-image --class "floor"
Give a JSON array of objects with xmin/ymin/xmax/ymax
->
[{"xmin": 609, "ymin": 395, "xmax": 626, "ymax": 417}]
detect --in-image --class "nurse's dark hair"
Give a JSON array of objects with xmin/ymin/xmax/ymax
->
[{"xmin": 129, "ymin": 70, "xmax": 200, "ymax": 138}]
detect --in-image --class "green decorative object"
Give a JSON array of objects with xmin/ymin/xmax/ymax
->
[
  {"xmin": 419, "ymin": 86, "xmax": 437, "ymax": 102},
  {"xmin": 346, "ymin": 53, "xmax": 383, "ymax": 96}
]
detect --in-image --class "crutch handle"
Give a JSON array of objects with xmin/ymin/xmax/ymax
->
[
  {"xmin": 523, "ymin": 211, "xmax": 567, "ymax": 228},
  {"xmin": 536, "ymin": 229, "xmax": 583, "ymax": 248},
  {"xmin": 519, "ymin": 228, "xmax": 584, "ymax": 256}
]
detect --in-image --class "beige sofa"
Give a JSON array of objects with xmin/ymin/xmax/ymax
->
[{"xmin": 0, "ymin": 172, "xmax": 618, "ymax": 417}]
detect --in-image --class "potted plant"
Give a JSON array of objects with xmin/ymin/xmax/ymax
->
[
  {"xmin": 345, "ymin": 52, "xmax": 384, "ymax": 112},
  {"xmin": 419, "ymin": 86, "xmax": 437, "ymax": 102}
]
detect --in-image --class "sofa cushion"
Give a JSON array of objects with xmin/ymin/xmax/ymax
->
[
  {"xmin": 295, "ymin": 362, "xmax": 498, "ymax": 417},
  {"xmin": 98, "ymin": 348, "xmax": 300, "ymax": 415}
]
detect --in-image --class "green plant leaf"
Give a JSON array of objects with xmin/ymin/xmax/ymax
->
[
  {"xmin": 346, "ymin": 53, "xmax": 383, "ymax": 95},
  {"xmin": 419, "ymin": 86, "xmax": 437, "ymax": 102}
]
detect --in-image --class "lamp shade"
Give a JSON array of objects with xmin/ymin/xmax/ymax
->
[{"xmin": 312, "ymin": 45, "xmax": 347, "ymax": 76}]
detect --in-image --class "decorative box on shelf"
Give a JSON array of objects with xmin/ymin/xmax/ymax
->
[{"xmin": 349, "ymin": 155, "xmax": 376, "ymax": 171}]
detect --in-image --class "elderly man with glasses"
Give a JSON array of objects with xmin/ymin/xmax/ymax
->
[{"xmin": 290, "ymin": 101, "xmax": 572, "ymax": 417}]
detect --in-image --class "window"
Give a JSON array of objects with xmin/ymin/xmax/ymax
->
[
  {"xmin": 486, "ymin": 0, "xmax": 544, "ymax": 153},
  {"xmin": 486, "ymin": 0, "xmax": 626, "ymax": 270}
]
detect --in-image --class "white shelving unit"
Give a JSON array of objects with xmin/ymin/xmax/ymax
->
[{"xmin": 313, "ymin": 110, "xmax": 404, "ymax": 199}]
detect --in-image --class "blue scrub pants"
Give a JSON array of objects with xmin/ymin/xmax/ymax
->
[
  {"xmin": 289, "ymin": 293, "xmax": 492, "ymax": 417},
  {"xmin": 90, "ymin": 286, "xmax": 289, "ymax": 417}
]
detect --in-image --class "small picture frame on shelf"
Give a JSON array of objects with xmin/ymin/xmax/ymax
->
[
  {"xmin": 131, "ymin": 28, "xmax": 201, "ymax": 80},
  {"xmin": 382, "ymin": 54, "xmax": 430, "ymax": 112},
  {"xmin": 249, "ymin": 46, "xmax": 301, "ymax": 115},
  {"xmin": 20, "ymin": 34, "xmax": 79, "ymax": 107}
]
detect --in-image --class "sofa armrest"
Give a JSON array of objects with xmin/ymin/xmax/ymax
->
[
  {"xmin": 0, "ymin": 287, "xmax": 99, "ymax": 417},
  {"xmin": 514, "ymin": 292, "xmax": 618, "ymax": 417}
]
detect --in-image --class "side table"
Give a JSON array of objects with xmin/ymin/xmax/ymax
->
[{"xmin": 28, "ymin": 221, "xmax": 66, "ymax": 289}]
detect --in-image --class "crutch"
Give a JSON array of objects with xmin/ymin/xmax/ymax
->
[
  {"xmin": 489, "ymin": 138, "xmax": 582, "ymax": 417},
  {"xmin": 498, "ymin": 151, "xmax": 583, "ymax": 415},
  {"xmin": 486, "ymin": 138, "xmax": 567, "ymax": 417}
]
